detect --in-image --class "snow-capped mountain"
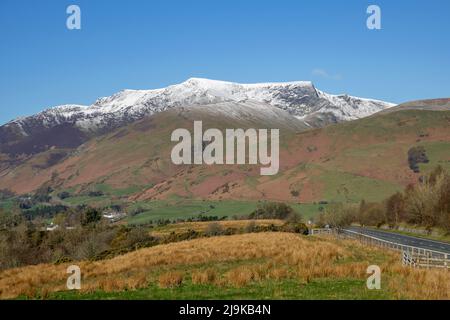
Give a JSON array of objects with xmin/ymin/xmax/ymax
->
[{"xmin": 0, "ymin": 78, "xmax": 394, "ymax": 155}]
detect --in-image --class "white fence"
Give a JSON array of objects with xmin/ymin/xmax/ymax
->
[
  {"xmin": 309, "ymin": 228, "xmax": 332, "ymax": 235},
  {"xmin": 318, "ymin": 228, "xmax": 450, "ymax": 269}
]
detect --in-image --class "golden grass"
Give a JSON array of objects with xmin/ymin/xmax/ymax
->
[
  {"xmin": 191, "ymin": 268, "xmax": 217, "ymax": 285},
  {"xmin": 0, "ymin": 232, "xmax": 449, "ymax": 299},
  {"xmin": 151, "ymin": 219, "xmax": 284, "ymax": 236},
  {"xmin": 158, "ymin": 272, "xmax": 184, "ymax": 288}
]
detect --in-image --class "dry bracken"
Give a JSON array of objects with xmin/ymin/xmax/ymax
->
[{"xmin": 0, "ymin": 232, "xmax": 449, "ymax": 299}]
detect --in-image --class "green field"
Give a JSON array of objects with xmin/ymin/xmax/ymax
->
[
  {"xmin": 46, "ymin": 278, "xmax": 390, "ymax": 300},
  {"xmin": 127, "ymin": 200, "xmax": 327, "ymax": 225},
  {"xmin": 316, "ymin": 169, "xmax": 403, "ymax": 203},
  {"xmin": 0, "ymin": 198, "xmax": 16, "ymax": 211},
  {"xmin": 127, "ymin": 200, "xmax": 256, "ymax": 224},
  {"xmin": 0, "ymin": 191, "xmax": 328, "ymax": 226}
]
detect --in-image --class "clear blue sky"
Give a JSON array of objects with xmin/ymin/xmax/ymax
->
[{"xmin": 1, "ymin": 0, "xmax": 449, "ymax": 124}]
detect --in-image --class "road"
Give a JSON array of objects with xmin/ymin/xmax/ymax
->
[{"xmin": 344, "ymin": 226, "xmax": 450, "ymax": 255}]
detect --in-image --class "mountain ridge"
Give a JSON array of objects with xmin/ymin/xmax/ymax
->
[
  {"xmin": 0, "ymin": 100, "xmax": 449, "ymax": 200},
  {"xmin": 2, "ymin": 77, "xmax": 394, "ymax": 136},
  {"xmin": 4, "ymin": 78, "xmax": 395, "ymax": 128}
]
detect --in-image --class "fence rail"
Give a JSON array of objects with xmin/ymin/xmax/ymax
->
[
  {"xmin": 312, "ymin": 228, "xmax": 450, "ymax": 269},
  {"xmin": 309, "ymin": 228, "xmax": 332, "ymax": 235}
]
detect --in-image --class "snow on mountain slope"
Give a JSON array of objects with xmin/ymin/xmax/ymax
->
[
  {"xmin": 174, "ymin": 101, "xmax": 311, "ymax": 131},
  {"xmin": 1, "ymin": 78, "xmax": 395, "ymax": 141}
]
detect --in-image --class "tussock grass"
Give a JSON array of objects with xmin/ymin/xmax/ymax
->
[
  {"xmin": 191, "ymin": 268, "xmax": 217, "ymax": 285},
  {"xmin": 158, "ymin": 272, "xmax": 184, "ymax": 288},
  {"xmin": 0, "ymin": 232, "xmax": 449, "ymax": 299}
]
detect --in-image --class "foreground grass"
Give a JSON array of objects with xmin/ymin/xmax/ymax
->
[
  {"xmin": 1, "ymin": 233, "xmax": 449, "ymax": 300},
  {"xmin": 47, "ymin": 279, "xmax": 389, "ymax": 300}
]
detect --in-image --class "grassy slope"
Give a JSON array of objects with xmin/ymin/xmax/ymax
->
[
  {"xmin": 2, "ymin": 231, "xmax": 449, "ymax": 300},
  {"xmin": 0, "ymin": 108, "xmax": 449, "ymax": 212}
]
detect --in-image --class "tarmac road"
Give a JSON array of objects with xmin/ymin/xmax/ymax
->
[{"xmin": 344, "ymin": 226, "xmax": 450, "ymax": 255}]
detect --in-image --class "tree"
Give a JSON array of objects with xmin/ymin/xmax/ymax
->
[
  {"xmin": 57, "ymin": 191, "xmax": 71, "ymax": 200},
  {"xmin": 407, "ymin": 146, "xmax": 429, "ymax": 173},
  {"xmin": 385, "ymin": 192, "xmax": 406, "ymax": 227},
  {"xmin": 249, "ymin": 202, "xmax": 299, "ymax": 220},
  {"xmin": 322, "ymin": 204, "xmax": 357, "ymax": 228},
  {"xmin": 81, "ymin": 208, "xmax": 102, "ymax": 226}
]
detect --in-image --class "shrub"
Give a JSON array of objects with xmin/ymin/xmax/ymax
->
[
  {"xmin": 81, "ymin": 208, "xmax": 102, "ymax": 226},
  {"xmin": 88, "ymin": 191, "xmax": 104, "ymax": 197},
  {"xmin": 359, "ymin": 201, "xmax": 386, "ymax": 227},
  {"xmin": 408, "ymin": 146, "xmax": 429, "ymax": 173},
  {"xmin": 249, "ymin": 202, "xmax": 297, "ymax": 220},
  {"xmin": 282, "ymin": 222, "xmax": 309, "ymax": 235},
  {"xmin": 24, "ymin": 204, "xmax": 69, "ymax": 220},
  {"xmin": 385, "ymin": 192, "xmax": 406, "ymax": 227},
  {"xmin": 57, "ymin": 191, "xmax": 71, "ymax": 200},
  {"xmin": 321, "ymin": 203, "xmax": 357, "ymax": 227},
  {"xmin": 290, "ymin": 190, "xmax": 300, "ymax": 197}
]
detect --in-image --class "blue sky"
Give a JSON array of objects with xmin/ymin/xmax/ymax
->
[{"xmin": 0, "ymin": 0, "xmax": 449, "ymax": 124}]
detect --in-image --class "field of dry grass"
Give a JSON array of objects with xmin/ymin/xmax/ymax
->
[
  {"xmin": 0, "ymin": 232, "xmax": 449, "ymax": 300},
  {"xmin": 150, "ymin": 219, "xmax": 284, "ymax": 236}
]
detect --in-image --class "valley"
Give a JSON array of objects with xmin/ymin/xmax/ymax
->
[{"xmin": 0, "ymin": 80, "xmax": 448, "ymax": 301}]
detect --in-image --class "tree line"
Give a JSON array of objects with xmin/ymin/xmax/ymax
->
[{"xmin": 317, "ymin": 166, "xmax": 450, "ymax": 232}]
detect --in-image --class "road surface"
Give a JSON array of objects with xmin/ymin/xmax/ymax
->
[{"xmin": 344, "ymin": 226, "xmax": 450, "ymax": 255}]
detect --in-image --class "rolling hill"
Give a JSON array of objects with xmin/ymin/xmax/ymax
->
[{"xmin": 0, "ymin": 98, "xmax": 448, "ymax": 205}]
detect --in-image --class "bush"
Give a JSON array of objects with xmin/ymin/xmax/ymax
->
[
  {"xmin": 81, "ymin": 208, "xmax": 102, "ymax": 226},
  {"xmin": 320, "ymin": 203, "xmax": 357, "ymax": 227},
  {"xmin": 290, "ymin": 190, "xmax": 300, "ymax": 197},
  {"xmin": 249, "ymin": 202, "xmax": 298, "ymax": 220},
  {"xmin": 22, "ymin": 204, "xmax": 69, "ymax": 220},
  {"xmin": 385, "ymin": 192, "xmax": 406, "ymax": 227},
  {"xmin": 408, "ymin": 146, "xmax": 429, "ymax": 173},
  {"xmin": 88, "ymin": 191, "xmax": 104, "ymax": 197},
  {"xmin": 57, "ymin": 191, "xmax": 71, "ymax": 200},
  {"xmin": 282, "ymin": 222, "xmax": 309, "ymax": 235},
  {"xmin": 359, "ymin": 201, "xmax": 386, "ymax": 227}
]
